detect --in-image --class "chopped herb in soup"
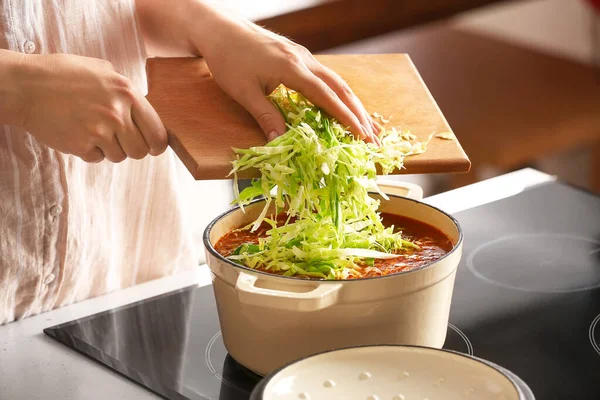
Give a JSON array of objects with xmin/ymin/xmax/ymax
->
[{"xmin": 215, "ymin": 212, "xmax": 453, "ymax": 280}]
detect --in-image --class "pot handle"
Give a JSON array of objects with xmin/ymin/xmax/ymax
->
[
  {"xmin": 236, "ymin": 271, "xmax": 342, "ymax": 312},
  {"xmin": 375, "ymin": 179, "xmax": 423, "ymax": 201}
]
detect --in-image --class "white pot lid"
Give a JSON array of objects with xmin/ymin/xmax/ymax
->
[{"xmin": 251, "ymin": 345, "xmax": 533, "ymax": 400}]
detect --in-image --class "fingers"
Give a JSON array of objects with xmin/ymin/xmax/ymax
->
[
  {"xmin": 372, "ymin": 120, "xmax": 383, "ymax": 136},
  {"xmin": 116, "ymin": 114, "xmax": 150, "ymax": 160},
  {"xmin": 83, "ymin": 127, "xmax": 139, "ymax": 164},
  {"xmin": 80, "ymin": 147, "xmax": 105, "ymax": 163},
  {"xmin": 237, "ymin": 87, "xmax": 287, "ymax": 141},
  {"xmin": 131, "ymin": 95, "xmax": 168, "ymax": 156},
  {"xmin": 311, "ymin": 64, "xmax": 381, "ymax": 146},
  {"xmin": 100, "ymin": 133, "xmax": 128, "ymax": 163},
  {"xmin": 90, "ymin": 91, "xmax": 164, "ymax": 163},
  {"xmin": 283, "ymin": 65, "xmax": 377, "ymax": 145}
]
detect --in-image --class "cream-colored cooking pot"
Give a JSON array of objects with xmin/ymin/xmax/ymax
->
[{"xmin": 203, "ymin": 181, "xmax": 463, "ymax": 376}]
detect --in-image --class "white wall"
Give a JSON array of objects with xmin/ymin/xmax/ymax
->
[{"xmin": 452, "ymin": 0, "xmax": 599, "ymax": 65}]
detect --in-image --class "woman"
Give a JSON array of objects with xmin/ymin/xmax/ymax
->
[{"xmin": 0, "ymin": 0, "xmax": 377, "ymax": 324}]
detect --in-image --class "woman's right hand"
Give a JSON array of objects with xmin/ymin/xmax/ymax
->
[{"xmin": 18, "ymin": 53, "xmax": 167, "ymax": 163}]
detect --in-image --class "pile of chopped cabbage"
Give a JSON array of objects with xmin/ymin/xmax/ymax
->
[{"xmin": 227, "ymin": 85, "xmax": 430, "ymax": 279}]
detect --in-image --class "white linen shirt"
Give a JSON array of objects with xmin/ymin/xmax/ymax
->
[{"xmin": 0, "ymin": 0, "xmax": 224, "ymax": 325}]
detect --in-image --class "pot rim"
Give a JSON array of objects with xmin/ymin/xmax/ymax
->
[
  {"xmin": 203, "ymin": 192, "xmax": 464, "ymax": 283},
  {"xmin": 248, "ymin": 344, "xmax": 529, "ymax": 400}
]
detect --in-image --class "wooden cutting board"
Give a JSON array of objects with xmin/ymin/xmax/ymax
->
[{"xmin": 146, "ymin": 54, "xmax": 470, "ymax": 180}]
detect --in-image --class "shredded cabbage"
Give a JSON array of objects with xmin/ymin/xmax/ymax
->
[{"xmin": 227, "ymin": 86, "xmax": 430, "ymax": 279}]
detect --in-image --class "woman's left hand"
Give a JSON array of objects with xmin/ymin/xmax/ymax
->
[{"xmin": 191, "ymin": 9, "xmax": 380, "ymax": 144}]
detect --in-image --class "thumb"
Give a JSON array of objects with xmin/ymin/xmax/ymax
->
[{"xmin": 240, "ymin": 89, "xmax": 287, "ymax": 142}]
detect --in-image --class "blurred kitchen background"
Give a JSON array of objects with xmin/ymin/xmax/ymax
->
[{"xmin": 188, "ymin": 0, "xmax": 600, "ymax": 259}]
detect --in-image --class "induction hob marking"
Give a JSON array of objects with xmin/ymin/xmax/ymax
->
[
  {"xmin": 590, "ymin": 314, "xmax": 600, "ymax": 356},
  {"xmin": 205, "ymin": 330, "xmax": 222, "ymax": 375},
  {"xmin": 467, "ymin": 233, "xmax": 600, "ymax": 293},
  {"xmin": 449, "ymin": 323, "xmax": 474, "ymax": 356},
  {"xmin": 205, "ymin": 330, "xmax": 255, "ymax": 395}
]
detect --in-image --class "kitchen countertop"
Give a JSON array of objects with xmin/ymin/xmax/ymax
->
[{"xmin": 0, "ymin": 168, "xmax": 555, "ymax": 400}]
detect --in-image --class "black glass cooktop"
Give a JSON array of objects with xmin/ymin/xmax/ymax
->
[{"xmin": 44, "ymin": 181, "xmax": 600, "ymax": 399}]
